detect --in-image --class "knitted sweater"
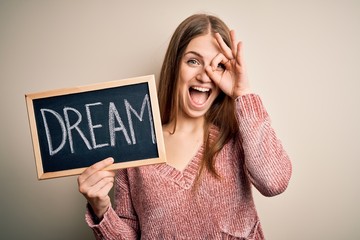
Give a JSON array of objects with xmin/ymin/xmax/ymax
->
[{"xmin": 85, "ymin": 94, "xmax": 292, "ymax": 240}]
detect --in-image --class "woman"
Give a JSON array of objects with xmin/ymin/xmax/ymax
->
[{"xmin": 78, "ymin": 13, "xmax": 292, "ymax": 239}]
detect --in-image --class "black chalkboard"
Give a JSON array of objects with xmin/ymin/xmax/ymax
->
[{"xmin": 26, "ymin": 75, "xmax": 166, "ymax": 179}]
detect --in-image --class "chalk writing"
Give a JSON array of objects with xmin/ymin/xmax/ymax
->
[{"xmin": 40, "ymin": 94, "xmax": 154, "ymax": 156}]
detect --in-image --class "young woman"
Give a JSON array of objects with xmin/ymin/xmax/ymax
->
[{"xmin": 78, "ymin": 13, "xmax": 292, "ymax": 239}]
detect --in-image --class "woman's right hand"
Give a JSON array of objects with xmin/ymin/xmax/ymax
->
[{"xmin": 78, "ymin": 157, "xmax": 115, "ymax": 220}]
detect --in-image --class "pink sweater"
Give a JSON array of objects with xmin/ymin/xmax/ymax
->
[{"xmin": 85, "ymin": 94, "xmax": 292, "ymax": 239}]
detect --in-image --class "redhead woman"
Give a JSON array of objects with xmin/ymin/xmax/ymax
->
[{"xmin": 78, "ymin": 13, "xmax": 292, "ymax": 239}]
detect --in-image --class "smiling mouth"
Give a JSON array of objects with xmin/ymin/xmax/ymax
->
[{"xmin": 189, "ymin": 86, "xmax": 211, "ymax": 105}]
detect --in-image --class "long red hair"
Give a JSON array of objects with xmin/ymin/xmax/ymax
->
[{"xmin": 157, "ymin": 14, "xmax": 239, "ymax": 178}]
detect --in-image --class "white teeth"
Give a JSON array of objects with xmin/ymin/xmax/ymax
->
[{"xmin": 192, "ymin": 86, "xmax": 210, "ymax": 92}]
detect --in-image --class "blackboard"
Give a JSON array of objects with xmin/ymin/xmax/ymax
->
[{"xmin": 25, "ymin": 75, "xmax": 166, "ymax": 180}]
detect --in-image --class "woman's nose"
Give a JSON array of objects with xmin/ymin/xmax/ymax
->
[{"xmin": 196, "ymin": 67, "xmax": 211, "ymax": 83}]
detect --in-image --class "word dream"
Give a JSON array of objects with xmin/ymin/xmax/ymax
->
[{"xmin": 40, "ymin": 94, "xmax": 155, "ymax": 156}]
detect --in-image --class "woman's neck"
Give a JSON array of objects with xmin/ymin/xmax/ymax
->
[
  {"xmin": 162, "ymin": 113, "xmax": 205, "ymax": 172},
  {"xmin": 164, "ymin": 113, "xmax": 205, "ymax": 135}
]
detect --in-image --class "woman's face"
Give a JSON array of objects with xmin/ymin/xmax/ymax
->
[{"xmin": 177, "ymin": 33, "xmax": 222, "ymax": 119}]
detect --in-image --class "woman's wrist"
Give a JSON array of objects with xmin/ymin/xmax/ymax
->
[
  {"xmin": 232, "ymin": 88, "xmax": 252, "ymax": 99},
  {"xmin": 88, "ymin": 198, "xmax": 111, "ymax": 220}
]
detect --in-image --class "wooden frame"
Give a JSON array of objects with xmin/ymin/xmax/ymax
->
[{"xmin": 25, "ymin": 75, "xmax": 166, "ymax": 180}]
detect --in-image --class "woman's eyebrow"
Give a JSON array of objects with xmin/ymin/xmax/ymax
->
[{"xmin": 183, "ymin": 51, "xmax": 203, "ymax": 58}]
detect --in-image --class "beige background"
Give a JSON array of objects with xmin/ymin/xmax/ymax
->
[{"xmin": 1, "ymin": 1, "xmax": 359, "ymax": 239}]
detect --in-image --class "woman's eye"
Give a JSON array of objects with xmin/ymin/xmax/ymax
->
[
  {"xmin": 217, "ymin": 63, "xmax": 226, "ymax": 71},
  {"xmin": 187, "ymin": 59, "xmax": 200, "ymax": 65}
]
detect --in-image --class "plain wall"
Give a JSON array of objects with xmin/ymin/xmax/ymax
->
[{"xmin": 1, "ymin": 0, "xmax": 359, "ymax": 239}]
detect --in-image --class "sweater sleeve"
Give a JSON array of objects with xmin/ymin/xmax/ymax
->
[
  {"xmin": 85, "ymin": 169, "xmax": 139, "ymax": 240},
  {"xmin": 235, "ymin": 94, "xmax": 292, "ymax": 197}
]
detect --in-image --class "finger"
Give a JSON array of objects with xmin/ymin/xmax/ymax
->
[
  {"xmin": 236, "ymin": 41, "xmax": 243, "ymax": 66},
  {"xmin": 78, "ymin": 157, "xmax": 114, "ymax": 184},
  {"xmin": 214, "ymin": 33, "xmax": 233, "ymax": 60},
  {"xmin": 230, "ymin": 30, "xmax": 238, "ymax": 58},
  {"xmin": 96, "ymin": 181, "xmax": 114, "ymax": 198},
  {"xmin": 209, "ymin": 52, "xmax": 229, "ymax": 71},
  {"xmin": 205, "ymin": 65, "xmax": 222, "ymax": 87},
  {"xmin": 84, "ymin": 176, "xmax": 115, "ymax": 199},
  {"xmin": 79, "ymin": 171, "xmax": 115, "ymax": 195},
  {"xmin": 82, "ymin": 170, "xmax": 115, "ymax": 188}
]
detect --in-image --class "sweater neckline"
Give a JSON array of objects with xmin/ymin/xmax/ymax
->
[
  {"xmin": 154, "ymin": 125, "xmax": 219, "ymax": 190},
  {"xmin": 154, "ymin": 144, "xmax": 204, "ymax": 189}
]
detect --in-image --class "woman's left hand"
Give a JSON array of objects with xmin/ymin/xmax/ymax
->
[{"xmin": 206, "ymin": 30, "xmax": 251, "ymax": 99}]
